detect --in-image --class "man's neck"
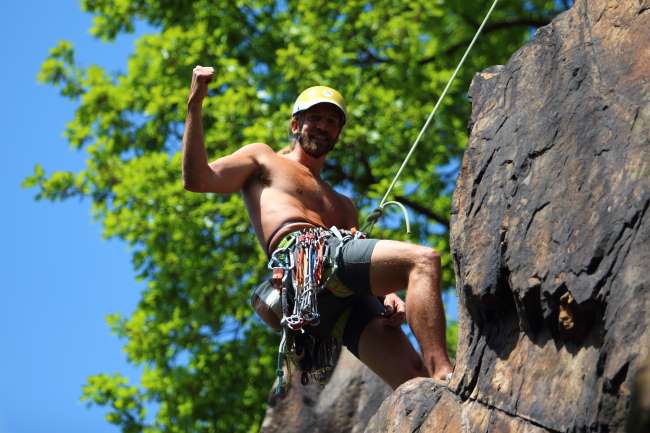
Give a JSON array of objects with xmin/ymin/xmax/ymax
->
[{"xmin": 286, "ymin": 144, "xmax": 326, "ymax": 178}]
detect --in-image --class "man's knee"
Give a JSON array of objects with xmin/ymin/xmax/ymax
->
[{"xmin": 409, "ymin": 245, "xmax": 440, "ymax": 276}]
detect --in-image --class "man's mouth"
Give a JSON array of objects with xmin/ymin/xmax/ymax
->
[{"xmin": 310, "ymin": 134, "xmax": 328, "ymax": 143}]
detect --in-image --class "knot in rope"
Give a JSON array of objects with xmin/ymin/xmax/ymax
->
[
  {"xmin": 365, "ymin": 207, "xmax": 384, "ymax": 226},
  {"xmin": 362, "ymin": 200, "xmax": 411, "ymax": 235}
]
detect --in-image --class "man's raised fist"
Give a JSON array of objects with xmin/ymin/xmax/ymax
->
[{"xmin": 188, "ymin": 65, "xmax": 215, "ymax": 105}]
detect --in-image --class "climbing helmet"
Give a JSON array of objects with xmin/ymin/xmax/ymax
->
[{"xmin": 292, "ymin": 86, "xmax": 347, "ymax": 126}]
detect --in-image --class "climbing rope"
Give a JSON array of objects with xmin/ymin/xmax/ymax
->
[{"xmin": 363, "ymin": 0, "xmax": 500, "ymax": 234}]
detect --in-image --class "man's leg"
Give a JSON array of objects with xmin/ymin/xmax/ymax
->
[
  {"xmin": 357, "ymin": 316, "xmax": 427, "ymax": 389},
  {"xmin": 340, "ymin": 295, "xmax": 426, "ymax": 389},
  {"xmin": 368, "ymin": 240, "xmax": 453, "ymax": 380}
]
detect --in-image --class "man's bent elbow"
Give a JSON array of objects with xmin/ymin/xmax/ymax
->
[
  {"xmin": 182, "ymin": 174, "xmax": 206, "ymax": 193},
  {"xmin": 182, "ymin": 176, "xmax": 236, "ymax": 194},
  {"xmin": 183, "ymin": 182, "xmax": 201, "ymax": 193}
]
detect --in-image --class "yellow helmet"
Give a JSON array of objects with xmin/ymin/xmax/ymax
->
[{"xmin": 292, "ymin": 86, "xmax": 347, "ymax": 125}]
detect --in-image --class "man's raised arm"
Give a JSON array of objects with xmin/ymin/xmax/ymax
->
[{"xmin": 182, "ymin": 65, "xmax": 269, "ymax": 194}]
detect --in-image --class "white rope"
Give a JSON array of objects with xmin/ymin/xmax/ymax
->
[{"xmin": 379, "ymin": 0, "xmax": 500, "ymax": 208}]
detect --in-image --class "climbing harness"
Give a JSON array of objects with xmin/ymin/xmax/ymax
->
[
  {"xmin": 362, "ymin": 0, "xmax": 499, "ymax": 234},
  {"xmin": 261, "ymin": 226, "xmax": 365, "ymax": 396}
]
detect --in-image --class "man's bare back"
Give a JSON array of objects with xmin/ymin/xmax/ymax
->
[{"xmin": 237, "ymin": 144, "xmax": 357, "ymax": 253}]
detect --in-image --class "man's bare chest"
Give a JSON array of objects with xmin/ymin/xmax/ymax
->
[
  {"xmin": 275, "ymin": 166, "xmax": 340, "ymax": 210},
  {"xmin": 247, "ymin": 157, "xmax": 344, "ymax": 213}
]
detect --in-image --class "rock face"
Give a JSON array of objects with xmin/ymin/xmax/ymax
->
[
  {"xmin": 627, "ymin": 356, "xmax": 650, "ymax": 433},
  {"xmin": 261, "ymin": 1, "xmax": 649, "ymax": 431},
  {"xmin": 447, "ymin": 0, "xmax": 649, "ymax": 431},
  {"xmin": 368, "ymin": 0, "xmax": 650, "ymax": 431},
  {"xmin": 260, "ymin": 348, "xmax": 391, "ymax": 433}
]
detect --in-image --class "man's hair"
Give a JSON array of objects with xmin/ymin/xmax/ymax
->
[
  {"xmin": 278, "ymin": 144, "xmax": 293, "ymax": 154},
  {"xmin": 287, "ymin": 113, "xmax": 303, "ymax": 147}
]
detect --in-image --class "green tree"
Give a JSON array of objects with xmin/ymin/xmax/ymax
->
[{"xmin": 26, "ymin": 1, "xmax": 569, "ymax": 431}]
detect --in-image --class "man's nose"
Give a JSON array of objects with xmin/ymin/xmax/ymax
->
[{"xmin": 312, "ymin": 119, "xmax": 326, "ymax": 132}]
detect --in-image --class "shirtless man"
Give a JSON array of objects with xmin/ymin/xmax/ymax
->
[{"xmin": 182, "ymin": 66, "xmax": 453, "ymax": 389}]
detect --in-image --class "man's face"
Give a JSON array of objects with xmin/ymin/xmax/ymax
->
[{"xmin": 292, "ymin": 103, "xmax": 343, "ymax": 158}]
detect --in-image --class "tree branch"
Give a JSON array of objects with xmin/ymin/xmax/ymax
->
[
  {"xmin": 354, "ymin": 48, "xmax": 392, "ymax": 66},
  {"xmin": 418, "ymin": 16, "xmax": 553, "ymax": 66},
  {"xmin": 360, "ymin": 154, "xmax": 378, "ymax": 185},
  {"xmin": 394, "ymin": 194, "xmax": 450, "ymax": 229},
  {"xmin": 484, "ymin": 17, "xmax": 553, "ymax": 32}
]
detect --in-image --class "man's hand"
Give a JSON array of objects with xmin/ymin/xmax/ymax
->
[
  {"xmin": 188, "ymin": 65, "xmax": 214, "ymax": 107},
  {"xmin": 382, "ymin": 293, "xmax": 406, "ymax": 327}
]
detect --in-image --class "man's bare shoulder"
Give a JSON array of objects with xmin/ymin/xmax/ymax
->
[
  {"xmin": 233, "ymin": 142, "xmax": 286, "ymax": 170},
  {"xmin": 236, "ymin": 142, "xmax": 274, "ymax": 157}
]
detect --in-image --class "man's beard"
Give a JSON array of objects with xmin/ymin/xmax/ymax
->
[{"xmin": 298, "ymin": 130, "xmax": 336, "ymax": 158}]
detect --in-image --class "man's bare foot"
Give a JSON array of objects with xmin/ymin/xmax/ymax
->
[{"xmin": 433, "ymin": 368, "xmax": 453, "ymax": 382}]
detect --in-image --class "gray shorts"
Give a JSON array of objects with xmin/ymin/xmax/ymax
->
[
  {"xmin": 328, "ymin": 235, "xmax": 379, "ymax": 296},
  {"xmin": 310, "ymin": 289, "xmax": 384, "ymax": 358}
]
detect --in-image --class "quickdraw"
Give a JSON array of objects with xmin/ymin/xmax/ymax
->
[{"xmin": 267, "ymin": 226, "xmax": 364, "ymax": 397}]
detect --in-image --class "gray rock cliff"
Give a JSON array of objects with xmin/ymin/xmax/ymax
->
[
  {"xmin": 260, "ymin": 349, "xmax": 391, "ymax": 433},
  {"xmin": 369, "ymin": 0, "xmax": 649, "ymax": 431}
]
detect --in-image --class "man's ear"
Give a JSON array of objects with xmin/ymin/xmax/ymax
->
[{"xmin": 290, "ymin": 116, "xmax": 300, "ymax": 134}]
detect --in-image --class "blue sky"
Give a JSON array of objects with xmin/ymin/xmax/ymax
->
[
  {"xmin": 1, "ymin": 2, "xmax": 148, "ymax": 433},
  {"xmin": 1, "ymin": 2, "xmax": 458, "ymax": 433}
]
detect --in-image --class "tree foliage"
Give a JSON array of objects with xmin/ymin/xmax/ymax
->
[{"xmin": 27, "ymin": 0, "xmax": 569, "ymax": 431}]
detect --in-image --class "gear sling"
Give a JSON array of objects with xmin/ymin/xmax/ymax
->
[{"xmin": 251, "ymin": 226, "xmax": 364, "ymax": 396}]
